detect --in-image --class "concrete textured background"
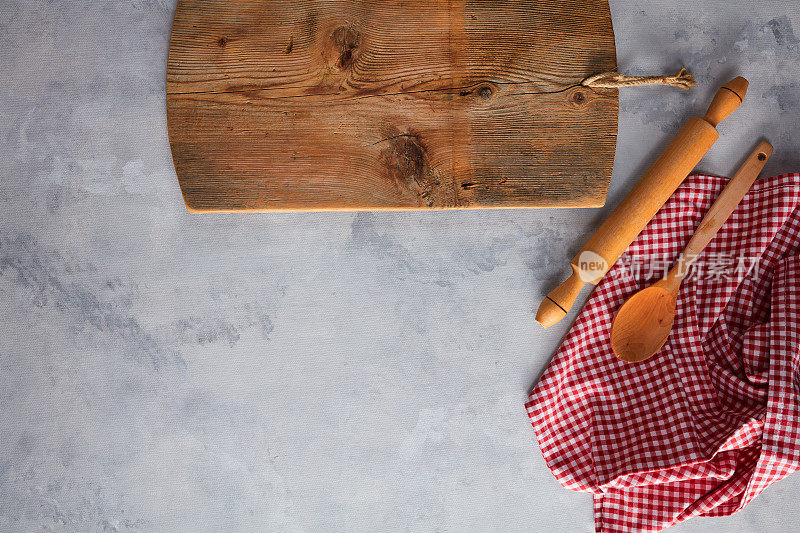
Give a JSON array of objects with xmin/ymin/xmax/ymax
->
[{"xmin": 1, "ymin": 0, "xmax": 799, "ymax": 531}]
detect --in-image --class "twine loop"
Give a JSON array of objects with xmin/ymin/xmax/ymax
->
[{"xmin": 581, "ymin": 67, "xmax": 697, "ymax": 91}]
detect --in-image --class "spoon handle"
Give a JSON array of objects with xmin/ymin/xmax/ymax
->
[{"xmin": 665, "ymin": 140, "xmax": 773, "ymax": 287}]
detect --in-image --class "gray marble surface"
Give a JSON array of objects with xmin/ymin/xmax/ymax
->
[{"xmin": 1, "ymin": 0, "xmax": 799, "ymax": 531}]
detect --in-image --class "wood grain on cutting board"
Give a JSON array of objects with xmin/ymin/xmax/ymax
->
[{"xmin": 167, "ymin": 0, "xmax": 618, "ymax": 211}]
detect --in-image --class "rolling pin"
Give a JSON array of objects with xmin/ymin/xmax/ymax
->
[{"xmin": 536, "ymin": 76, "xmax": 749, "ymax": 328}]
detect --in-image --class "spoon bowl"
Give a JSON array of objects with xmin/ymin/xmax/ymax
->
[{"xmin": 611, "ymin": 285, "xmax": 677, "ymax": 362}]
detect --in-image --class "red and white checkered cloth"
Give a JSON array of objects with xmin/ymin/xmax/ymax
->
[{"xmin": 526, "ymin": 173, "xmax": 800, "ymax": 532}]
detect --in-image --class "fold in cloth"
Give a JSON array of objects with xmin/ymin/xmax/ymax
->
[{"xmin": 526, "ymin": 173, "xmax": 800, "ymax": 532}]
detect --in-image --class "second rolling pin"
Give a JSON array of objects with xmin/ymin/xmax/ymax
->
[{"xmin": 536, "ymin": 76, "xmax": 749, "ymax": 328}]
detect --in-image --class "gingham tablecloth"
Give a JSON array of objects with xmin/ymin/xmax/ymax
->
[{"xmin": 526, "ymin": 173, "xmax": 800, "ymax": 532}]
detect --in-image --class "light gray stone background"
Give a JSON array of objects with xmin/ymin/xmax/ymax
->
[{"xmin": 1, "ymin": 0, "xmax": 798, "ymax": 531}]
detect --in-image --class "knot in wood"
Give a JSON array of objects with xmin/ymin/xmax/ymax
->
[
  {"xmin": 478, "ymin": 86, "xmax": 493, "ymax": 100},
  {"xmin": 378, "ymin": 133, "xmax": 438, "ymax": 206},
  {"xmin": 572, "ymin": 90, "xmax": 586, "ymax": 104},
  {"xmin": 331, "ymin": 26, "xmax": 360, "ymax": 70}
]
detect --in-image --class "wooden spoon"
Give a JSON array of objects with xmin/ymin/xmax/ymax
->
[{"xmin": 611, "ymin": 140, "xmax": 773, "ymax": 363}]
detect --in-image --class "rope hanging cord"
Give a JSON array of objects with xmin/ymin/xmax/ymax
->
[{"xmin": 581, "ymin": 67, "xmax": 697, "ymax": 90}]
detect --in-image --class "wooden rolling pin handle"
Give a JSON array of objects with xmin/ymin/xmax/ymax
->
[
  {"xmin": 703, "ymin": 76, "xmax": 749, "ymax": 127},
  {"xmin": 536, "ymin": 266, "xmax": 585, "ymax": 328}
]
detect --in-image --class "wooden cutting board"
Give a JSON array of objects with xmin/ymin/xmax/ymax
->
[{"xmin": 167, "ymin": 0, "xmax": 618, "ymax": 211}]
